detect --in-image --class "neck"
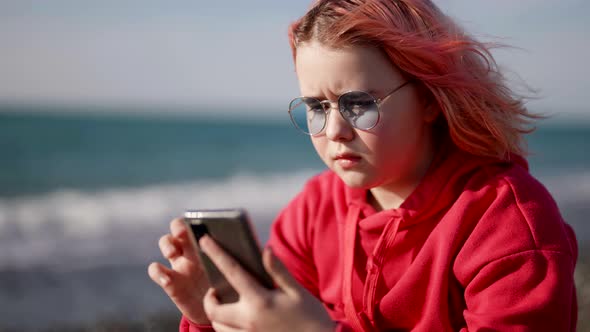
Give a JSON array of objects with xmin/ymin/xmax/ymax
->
[
  {"xmin": 367, "ymin": 188, "xmax": 407, "ymax": 211},
  {"xmin": 368, "ymin": 138, "xmax": 436, "ymax": 211}
]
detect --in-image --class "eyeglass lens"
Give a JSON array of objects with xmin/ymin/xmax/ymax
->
[{"xmin": 289, "ymin": 91, "xmax": 379, "ymax": 135}]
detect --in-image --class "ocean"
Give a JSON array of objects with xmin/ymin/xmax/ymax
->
[{"xmin": 0, "ymin": 107, "xmax": 589, "ymax": 329}]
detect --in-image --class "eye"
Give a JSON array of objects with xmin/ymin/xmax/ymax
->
[
  {"xmin": 343, "ymin": 102, "xmax": 371, "ymax": 118},
  {"xmin": 301, "ymin": 98, "xmax": 323, "ymax": 112},
  {"xmin": 307, "ymin": 105, "xmax": 324, "ymax": 113},
  {"xmin": 349, "ymin": 99, "xmax": 373, "ymax": 108},
  {"xmin": 351, "ymin": 104, "xmax": 367, "ymax": 115}
]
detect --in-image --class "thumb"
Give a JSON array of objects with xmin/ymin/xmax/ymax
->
[{"xmin": 262, "ymin": 246, "xmax": 300, "ymax": 296}]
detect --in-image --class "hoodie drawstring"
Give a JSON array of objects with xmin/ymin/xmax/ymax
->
[
  {"xmin": 363, "ymin": 215, "xmax": 402, "ymax": 324},
  {"xmin": 342, "ymin": 204, "xmax": 370, "ymax": 332},
  {"xmin": 342, "ymin": 203, "xmax": 404, "ymax": 330}
]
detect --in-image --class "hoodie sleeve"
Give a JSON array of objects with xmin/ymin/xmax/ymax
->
[
  {"xmin": 459, "ymin": 249, "xmax": 577, "ymax": 331},
  {"xmin": 455, "ymin": 170, "xmax": 578, "ymax": 331},
  {"xmin": 266, "ymin": 177, "xmax": 322, "ymax": 298},
  {"xmin": 180, "ymin": 315, "xmax": 354, "ymax": 332},
  {"xmin": 179, "ymin": 316, "xmax": 215, "ymax": 332}
]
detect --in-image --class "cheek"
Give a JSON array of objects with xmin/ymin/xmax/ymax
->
[
  {"xmin": 311, "ymin": 137, "xmax": 328, "ymax": 159},
  {"xmin": 369, "ymin": 120, "xmax": 406, "ymax": 151},
  {"xmin": 375, "ymin": 103, "xmax": 426, "ymax": 143},
  {"xmin": 365, "ymin": 134, "xmax": 396, "ymax": 165},
  {"xmin": 367, "ymin": 114, "xmax": 424, "ymax": 161}
]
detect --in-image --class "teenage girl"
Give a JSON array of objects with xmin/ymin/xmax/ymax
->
[{"xmin": 148, "ymin": 1, "xmax": 578, "ymax": 331}]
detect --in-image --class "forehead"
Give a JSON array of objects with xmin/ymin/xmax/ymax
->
[{"xmin": 294, "ymin": 42, "xmax": 403, "ymax": 96}]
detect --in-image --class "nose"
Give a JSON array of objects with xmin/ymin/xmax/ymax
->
[{"xmin": 323, "ymin": 102, "xmax": 354, "ymax": 142}]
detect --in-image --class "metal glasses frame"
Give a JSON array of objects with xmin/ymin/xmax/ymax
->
[{"xmin": 288, "ymin": 80, "xmax": 412, "ymax": 135}]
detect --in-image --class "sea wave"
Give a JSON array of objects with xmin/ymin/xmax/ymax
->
[
  {"xmin": 0, "ymin": 170, "xmax": 317, "ymax": 270},
  {"xmin": 0, "ymin": 169, "xmax": 588, "ymax": 270},
  {"xmin": 538, "ymin": 171, "xmax": 590, "ymax": 243},
  {"xmin": 538, "ymin": 170, "xmax": 590, "ymax": 205}
]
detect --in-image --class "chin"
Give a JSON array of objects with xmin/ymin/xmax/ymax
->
[{"xmin": 335, "ymin": 170, "xmax": 377, "ymax": 189}]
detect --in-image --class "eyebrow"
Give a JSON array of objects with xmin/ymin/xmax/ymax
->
[{"xmin": 304, "ymin": 88, "xmax": 380, "ymax": 99}]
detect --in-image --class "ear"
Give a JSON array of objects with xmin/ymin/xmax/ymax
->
[
  {"xmin": 421, "ymin": 97, "xmax": 441, "ymax": 123},
  {"xmin": 414, "ymin": 82, "xmax": 440, "ymax": 124},
  {"xmin": 424, "ymin": 104, "xmax": 440, "ymax": 123}
]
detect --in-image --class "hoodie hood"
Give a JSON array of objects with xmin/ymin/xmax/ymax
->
[{"xmin": 344, "ymin": 142, "xmax": 528, "ymax": 228}]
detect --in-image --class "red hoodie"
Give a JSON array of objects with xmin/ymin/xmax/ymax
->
[{"xmin": 180, "ymin": 145, "xmax": 578, "ymax": 331}]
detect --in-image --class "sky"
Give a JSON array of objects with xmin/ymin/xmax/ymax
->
[{"xmin": 1, "ymin": 0, "xmax": 589, "ymax": 120}]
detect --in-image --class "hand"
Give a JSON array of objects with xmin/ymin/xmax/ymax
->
[
  {"xmin": 148, "ymin": 218, "xmax": 211, "ymax": 324},
  {"xmin": 199, "ymin": 235, "xmax": 335, "ymax": 332}
]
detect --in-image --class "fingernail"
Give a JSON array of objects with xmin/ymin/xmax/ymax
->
[
  {"xmin": 266, "ymin": 247, "xmax": 276, "ymax": 268},
  {"xmin": 199, "ymin": 235, "xmax": 211, "ymax": 250},
  {"xmin": 172, "ymin": 224, "xmax": 186, "ymax": 237},
  {"xmin": 265, "ymin": 246, "xmax": 274, "ymax": 261},
  {"xmin": 163, "ymin": 245, "xmax": 175, "ymax": 257},
  {"xmin": 159, "ymin": 274, "xmax": 171, "ymax": 286}
]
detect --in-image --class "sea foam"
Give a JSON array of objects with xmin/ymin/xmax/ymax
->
[
  {"xmin": 0, "ymin": 170, "xmax": 316, "ymax": 269},
  {"xmin": 0, "ymin": 169, "xmax": 588, "ymax": 270}
]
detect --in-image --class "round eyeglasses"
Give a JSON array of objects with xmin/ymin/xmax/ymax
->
[{"xmin": 288, "ymin": 81, "xmax": 411, "ymax": 135}]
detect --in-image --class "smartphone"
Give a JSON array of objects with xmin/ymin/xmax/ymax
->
[{"xmin": 184, "ymin": 208, "xmax": 274, "ymax": 303}]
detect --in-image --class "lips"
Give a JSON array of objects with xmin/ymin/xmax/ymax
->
[
  {"xmin": 334, "ymin": 152, "xmax": 361, "ymax": 161},
  {"xmin": 333, "ymin": 152, "xmax": 362, "ymax": 169}
]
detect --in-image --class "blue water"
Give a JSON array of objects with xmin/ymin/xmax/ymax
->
[
  {"xmin": 2, "ymin": 109, "xmax": 590, "ymax": 194},
  {"xmin": 2, "ymin": 109, "xmax": 589, "ymax": 196},
  {"xmin": 0, "ymin": 109, "xmax": 324, "ymax": 198},
  {"xmin": 0, "ymin": 106, "xmax": 589, "ymax": 328}
]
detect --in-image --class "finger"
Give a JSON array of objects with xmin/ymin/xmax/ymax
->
[
  {"xmin": 262, "ymin": 246, "xmax": 300, "ymax": 296},
  {"xmin": 170, "ymin": 217, "xmax": 188, "ymax": 237},
  {"xmin": 211, "ymin": 321, "xmax": 243, "ymax": 332},
  {"xmin": 199, "ymin": 235, "xmax": 264, "ymax": 297},
  {"xmin": 159, "ymin": 233, "xmax": 197, "ymax": 272},
  {"xmin": 170, "ymin": 218, "xmax": 201, "ymax": 262},
  {"xmin": 149, "ymin": 261, "xmax": 203, "ymax": 301},
  {"xmin": 159, "ymin": 234, "xmax": 180, "ymax": 261},
  {"xmin": 148, "ymin": 261, "xmax": 174, "ymax": 289},
  {"xmin": 203, "ymin": 288, "xmax": 246, "ymax": 327}
]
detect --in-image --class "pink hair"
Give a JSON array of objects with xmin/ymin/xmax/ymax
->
[{"xmin": 288, "ymin": 0, "xmax": 540, "ymax": 159}]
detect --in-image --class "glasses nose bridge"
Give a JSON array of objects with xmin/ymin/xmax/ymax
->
[{"xmin": 319, "ymin": 99, "xmax": 339, "ymax": 112}]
